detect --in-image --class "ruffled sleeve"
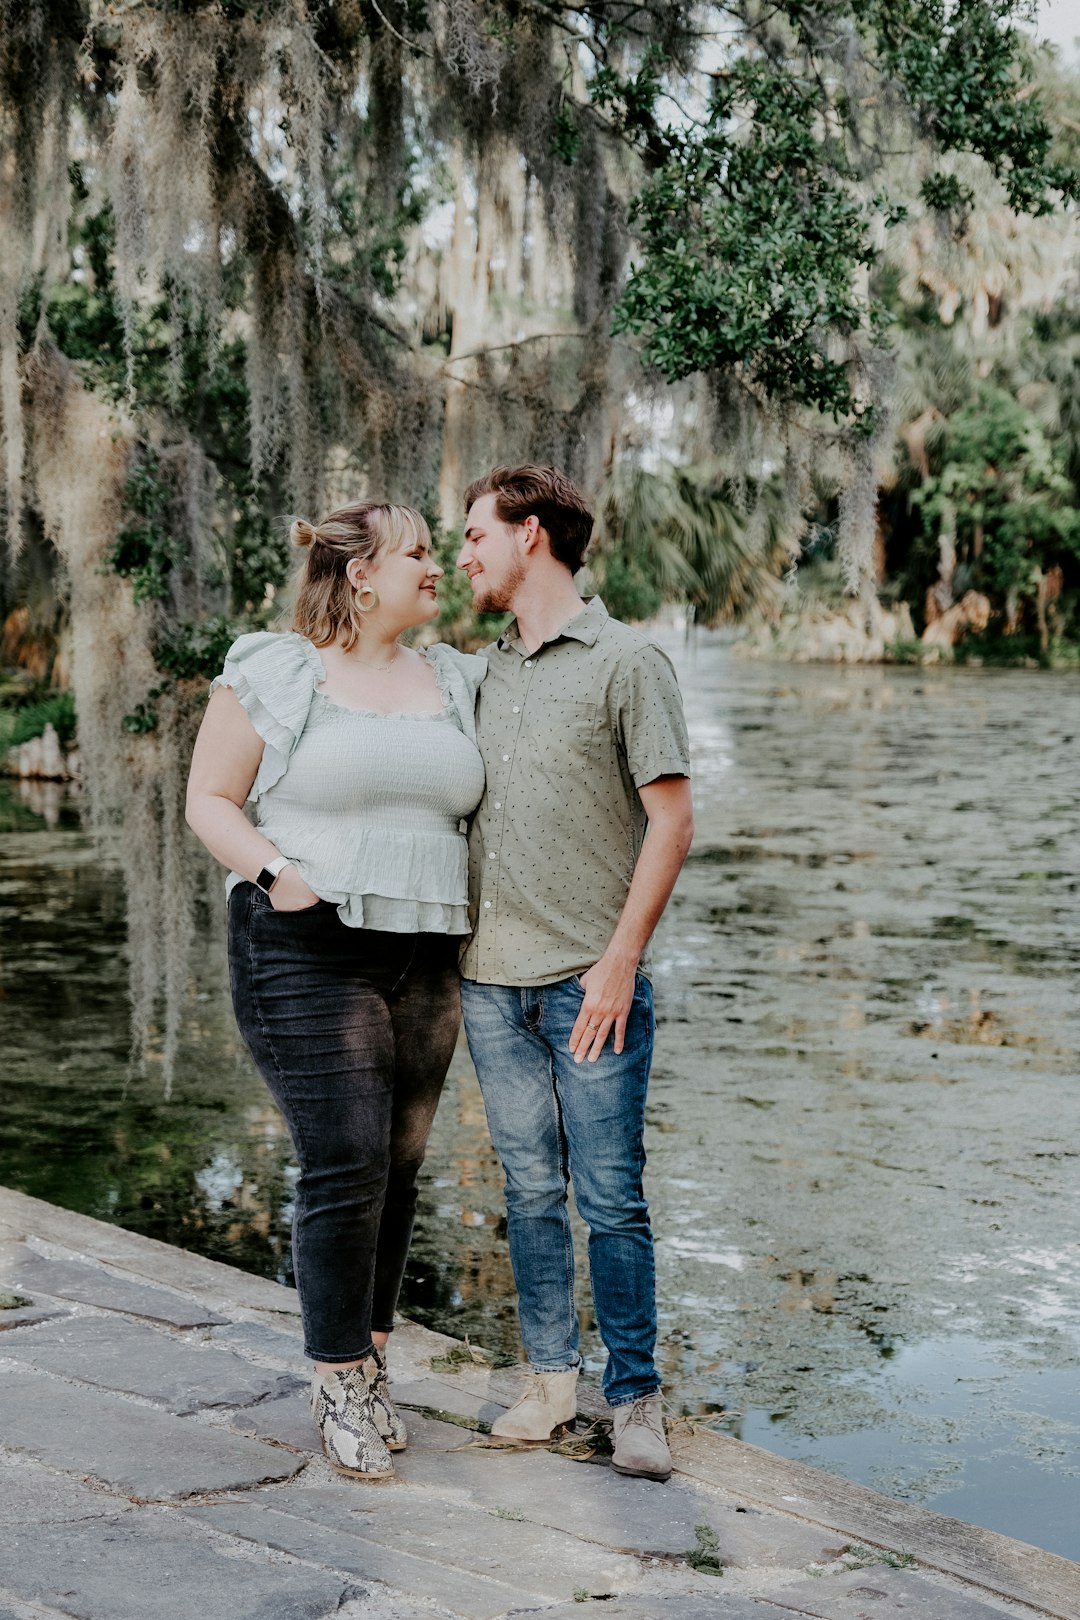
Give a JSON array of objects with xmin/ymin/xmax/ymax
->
[
  {"xmin": 424, "ymin": 643, "xmax": 487, "ymax": 746},
  {"xmin": 211, "ymin": 632, "xmax": 324, "ymax": 802}
]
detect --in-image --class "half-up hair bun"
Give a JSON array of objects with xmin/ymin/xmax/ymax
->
[
  {"xmin": 292, "ymin": 499, "xmax": 431, "ymax": 652},
  {"xmin": 290, "ymin": 517, "xmax": 319, "ymax": 550}
]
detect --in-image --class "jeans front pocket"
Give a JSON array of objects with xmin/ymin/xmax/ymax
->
[{"xmin": 249, "ymin": 885, "xmax": 331, "ymax": 919}]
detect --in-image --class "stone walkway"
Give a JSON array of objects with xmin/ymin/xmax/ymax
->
[{"xmin": 0, "ymin": 1186, "xmax": 1077, "ymax": 1620}]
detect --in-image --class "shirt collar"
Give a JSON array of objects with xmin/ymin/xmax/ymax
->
[{"xmin": 499, "ymin": 596, "xmax": 608, "ymax": 655}]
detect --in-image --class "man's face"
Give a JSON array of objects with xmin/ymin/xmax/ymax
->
[{"xmin": 457, "ymin": 492, "xmax": 527, "ymax": 613}]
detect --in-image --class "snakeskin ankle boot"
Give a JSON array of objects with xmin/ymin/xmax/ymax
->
[
  {"xmin": 310, "ymin": 1358, "xmax": 394, "ymax": 1479},
  {"xmin": 368, "ymin": 1344, "xmax": 408, "ymax": 1452}
]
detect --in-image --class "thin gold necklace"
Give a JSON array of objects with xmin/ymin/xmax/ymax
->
[{"xmin": 352, "ymin": 645, "xmax": 401, "ymax": 674}]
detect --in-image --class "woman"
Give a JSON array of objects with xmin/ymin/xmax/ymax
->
[{"xmin": 186, "ymin": 501, "xmax": 485, "ymax": 1480}]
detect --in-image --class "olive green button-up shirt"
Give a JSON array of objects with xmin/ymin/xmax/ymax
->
[{"xmin": 460, "ymin": 596, "xmax": 691, "ymax": 987}]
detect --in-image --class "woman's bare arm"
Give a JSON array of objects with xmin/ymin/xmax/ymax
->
[{"xmin": 185, "ymin": 686, "xmax": 319, "ymax": 909}]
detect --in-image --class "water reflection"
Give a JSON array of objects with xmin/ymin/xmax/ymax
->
[{"xmin": 1, "ymin": 642, "xmax": 1078, "ymax": 1557}]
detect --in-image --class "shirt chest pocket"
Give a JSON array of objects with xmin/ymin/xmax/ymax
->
[{"xmin": 523, "ymin": 699, "xmax": 596, "ymax": 767}]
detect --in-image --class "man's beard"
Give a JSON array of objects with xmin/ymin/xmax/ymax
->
[{"xmin": 472, "ymin": 555, "xmax": 525, "ymax": 614}]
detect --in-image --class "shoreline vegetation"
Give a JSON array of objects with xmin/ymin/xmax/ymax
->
[{"xmin": 4, "ymin": 585, "xmax": 1076, "ymax": 786}]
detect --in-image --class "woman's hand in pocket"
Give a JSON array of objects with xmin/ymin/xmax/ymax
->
[{"xmin": 269, "ymin": 865, "xmax": 323, "ymax": 912}]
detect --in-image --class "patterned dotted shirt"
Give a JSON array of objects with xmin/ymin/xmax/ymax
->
[{"xmin": 461, "ymin": 596, "xmax": 691, "ymax": 986}]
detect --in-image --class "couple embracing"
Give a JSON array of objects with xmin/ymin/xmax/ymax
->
[{"xmin": 186, "ymin": 465, "xmax": 694, "ymax": 1486}]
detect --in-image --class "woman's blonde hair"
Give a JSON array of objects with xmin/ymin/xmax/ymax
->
[{"xmin": 290, "ymin": 501, "xmax": 431, "ymax": 650}]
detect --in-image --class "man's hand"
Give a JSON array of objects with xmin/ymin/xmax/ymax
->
[
  {"xmin": 568, "ymin": 950, "xmax": 639, "ymax": 1064},
  {"xmin": 565, "ymin": 775, "xmax": 693, "ymax": 1067}
]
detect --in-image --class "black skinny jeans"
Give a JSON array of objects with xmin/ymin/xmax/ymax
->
[{"xmin": 228, "ymin": 884, "xmax": 461, "ymax": 1362}]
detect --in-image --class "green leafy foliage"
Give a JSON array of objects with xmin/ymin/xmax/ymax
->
[
  {"xmin": 550, "ymin": 100, "xmax": 584, "ymax": 166},
  {"xmin": 122, "ymin": 618, "xmax": 247, "ymax": 732},
  {"xmin": 606, "ymin": 2, "xmax": 1075, "ymax": 420},
  {"xmin": 108, "ymin": 450, "xmax": 184, "ymax": 604},
  {"xmin": 153, "ymin": 617, "xmax": 245, "ymax": 683},
  {"xmin": 919, "ymin": 173, "xmax": 977, "ymax": 215},
  {"xmin": 121, "ymin": 691, "xmax": 169, "ymax": 735},
  {"xmin": 47, "ymin": 203, "xmax": 289, "ymax": 621},
  {"xmin": 913, "ymin": 384, "xmax": 1080, "ymax": 610},
  {"xmin": 862, "ymin": 0, "xmax": 1077, "ymax": 215},
  {"xmin": 594, "ymin": 460, "xmax": 792, "ymax": 627},
  {"xmin": 2, "ymin": 691, "xmax": 78, "ymax": 751},
  {"xmin": 615, "ymin": 60, "xmax": 881, "ymax": 426}
]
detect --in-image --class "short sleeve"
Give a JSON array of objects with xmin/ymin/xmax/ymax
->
[
  {"xmin": 425, "ymin": 644, "xmax": 487, "ymax": 746},
  {"xmin": 613, "ymin": 644, "xmax": 691, "ymax": 788},
  {"xmin": 210, "ymin": 632, "xmax": 324, "ymax": 802}
]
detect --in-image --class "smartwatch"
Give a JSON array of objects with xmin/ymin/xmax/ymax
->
[{"xmin": 255, "ymin": 856, "xmax": 291, "ymax": 893}]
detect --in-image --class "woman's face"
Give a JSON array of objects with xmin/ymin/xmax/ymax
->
[{"xmin": 348, "ymin": 533, "xmax": 443, "ymax": 631}]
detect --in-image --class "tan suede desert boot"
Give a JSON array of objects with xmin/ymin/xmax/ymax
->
[
  {"xmin": 611, "ymin": 1391, "xmax": 672, "ymax": 1481},
  {"xmin": 490, "ymin": 1367, "xmax": 579, "ymax": 1441}
]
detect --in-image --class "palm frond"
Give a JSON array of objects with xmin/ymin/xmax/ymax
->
[{"xmin": 592, "ymin": 459, "xmax": 795, "ymax": 627}]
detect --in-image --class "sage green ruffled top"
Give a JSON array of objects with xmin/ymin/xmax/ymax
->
[{"xmin": 212, "ymin": 632, "xmax": 486, "ymax": 933}]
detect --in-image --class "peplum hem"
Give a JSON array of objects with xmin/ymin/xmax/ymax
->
[
  {"xmin": 336, "ymin": 894, "xmax": 470, "ymax": 933},
  {"xmin": 225, "ymin": 822, "xmax": 473, "ymax": 933},
  {"xmin": 223, "ymin": 872, "xmax": 470, "ymax": 934}
]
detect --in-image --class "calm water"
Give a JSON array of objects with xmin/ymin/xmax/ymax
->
[{"xmin": 1, "ymin": 641, "xmax": 1078, "ymax": 1558}]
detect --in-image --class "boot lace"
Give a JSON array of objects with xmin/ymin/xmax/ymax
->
[{"xmin": 623, "ymin": 1397, "xmax": 665, "ymax": 1438}]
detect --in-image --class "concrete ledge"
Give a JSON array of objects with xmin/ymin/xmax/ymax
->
[
  {"xmin": 672, "ymin": 1430, "xmax": 1080, "ymax": 1619},
  {"xmin": 1, "ymin": 1184, "xmax": 1077, "ymax": 1620},
  {"xmin": 0, "ymin": 1186, "xmax": 303, "ymax": 1321}
]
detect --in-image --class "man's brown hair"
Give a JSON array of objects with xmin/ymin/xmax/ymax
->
[{"xmin": 464, "ymin": 465, "xmax": 594, "ymax": 574}]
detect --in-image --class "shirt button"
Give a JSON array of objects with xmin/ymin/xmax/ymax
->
[
  {"xmin": 512, "ymin": 705, "xmax": 520, "ymax": 714},
  {"xmin": 524, "ymin": 659, "xmax": 533, "ymax": 667},
  {"xmin": 502, "ymin": 754, "xmax": 510, "ymax": 762},
  {"xmin": 483, "ymin": 900, "xmax": 492, "ymax": 908},
  {"xmin": 494, "ymin": 801, "xmax": 502, "ymax": 809},
  {"xmin": 488, "ymin": 851, "xmax": 496, "ymax": 858}
]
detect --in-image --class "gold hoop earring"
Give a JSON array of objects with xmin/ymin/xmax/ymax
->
[{"xmin": 353, "ymin": 582, "xmax": 379, "ymax": 614}]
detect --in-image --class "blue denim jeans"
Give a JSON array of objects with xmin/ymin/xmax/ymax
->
[
  {"xmin": 228, "ymin": 884, "xmax": 461, "ymax": 1362},
  {"xmin": 460, "ymin": 974, "xmax": 659, "ymax": 1408}
]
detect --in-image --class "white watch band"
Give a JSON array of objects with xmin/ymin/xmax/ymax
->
[{"xmin": 265, "ymin": 856, "xmax": 291, "ymax": 883}]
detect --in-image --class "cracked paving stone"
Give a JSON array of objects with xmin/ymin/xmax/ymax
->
[
  {"xmin": 0, "ymin": 1452, "xmax": 134, "ymax": 1525},
  {"xmin": 0, "ymin": 1316, "xmax": 305, "ymax": 1414},
  {"xmin": 184, "ymin": 1479, "xmax": 648, "ymax": 1618},
  {"xmin": 769, "ymin": 1566, "xmax": 1022, "ymax": 1618},
  {"xmin": 234, "ymin": 1481, "xmax": 641, "ymax": 1600},
  {"xmin": 0, "ymin": 1299, "xmax": 70, "ymax": 1332},
  {"xmin": 509, "ymin": 1599, "xmax": 802, "ymax": 1619},
  {"xmin": 183, "ymin": 1498, "xmax": 553, "ymax": 1620},
  {"xmin": 228, "ymin": 1389, "xmax": 318, "ymax": 1451},
  {"xmin": 207, "ymin": 1321, "xmax": 308, "ymax": 1375},
  {"xmin": 391, "ymin": 1376, "xmax": 507, "ymax": 1429},
  {"xmin": 394, "ymin": 1438, "xmax": 833, "ymax": 1567},
  {"xmin": 0, "ymin": 1365, "xmax": 306, "ymax": 1497},
  {"xmin": 0, "ymin": 1248, "xmax": 227, "ymax": 1327},
  {"xmin": 0, "ymin": 1513, "xmax": 358, "ymax": 1620}
]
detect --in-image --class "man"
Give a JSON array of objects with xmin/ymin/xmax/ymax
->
[{"xmin": 456, "ymin": 465, "xmax": 694, "ymax": 1482}]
